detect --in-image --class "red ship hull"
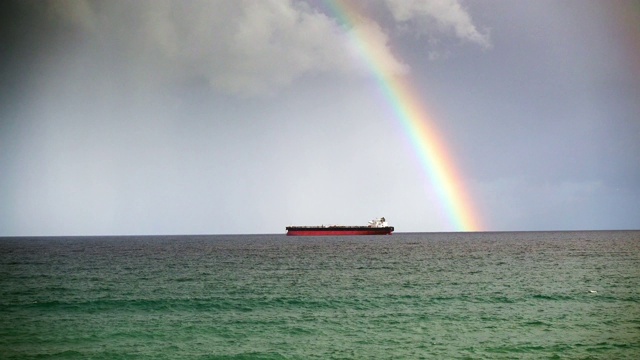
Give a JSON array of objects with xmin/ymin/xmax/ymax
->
[{"xmin": 286, "ymin": 226, "xmax": 394, "ymax": 236}]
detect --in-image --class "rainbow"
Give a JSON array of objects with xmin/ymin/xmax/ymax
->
[{"xmin": 327, "ymin": 0, "xmax": 482, "ymax": 231}]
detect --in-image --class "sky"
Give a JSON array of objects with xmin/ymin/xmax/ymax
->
[{"xmin": 1, "ymin": 0, "xmax": 639, "ymax": 236}]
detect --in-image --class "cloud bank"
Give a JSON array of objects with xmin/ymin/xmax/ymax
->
[
  {"xmin": 39, "ymin": 0, "xmax": 487, "ymax": 96},
  {"xmin": 42, "ymin": 0, "xmax": 356, "ymax": 95}
]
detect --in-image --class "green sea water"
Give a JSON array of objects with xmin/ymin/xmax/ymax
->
[{"xmin": 1, "ymin": 231, "xmax": 639, "ymax": 359}]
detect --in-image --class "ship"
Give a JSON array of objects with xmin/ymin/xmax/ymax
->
[{"xmin": 286, "ymin": 217, "xmax": 394, "ymax": 236}]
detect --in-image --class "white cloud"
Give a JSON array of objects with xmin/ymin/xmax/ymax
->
[
  {"xmin": 40, "ymin": 0, "xmax": 486, "ymax": 95},
  {"xmin": 383, "ymin": 0, "xmax": 490, "ymax": 48},
  {"xmin": 346, "ymin": 16, "xmax": 410, "ymax": 76},
  {"xmin": 42, "ymin": 0, "xmax": 383, "ymax": 95}
]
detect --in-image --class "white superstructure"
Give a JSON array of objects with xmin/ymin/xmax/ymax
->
[{"xmin": 368, "ymin": 217, "xmax": 389, "ymax": 228}]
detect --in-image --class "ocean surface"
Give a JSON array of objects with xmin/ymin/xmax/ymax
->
[{"xmin": 1, "ymin": 231, "xmax": 639, "ymax": 359}]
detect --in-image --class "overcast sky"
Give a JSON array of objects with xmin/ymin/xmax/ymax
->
[{"xmin": 1, "ymin": 0, "xmax": 639, "ymax": 236}]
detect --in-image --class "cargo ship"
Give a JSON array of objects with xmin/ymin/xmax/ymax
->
[{"xmin": 286, "ymin": 217, "xmax": 394, "ymax": 236}]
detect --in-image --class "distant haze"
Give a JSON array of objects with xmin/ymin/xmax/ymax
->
[{"xmin": 1, "ymin": 0, "xmax": 639, "ymax": 235}]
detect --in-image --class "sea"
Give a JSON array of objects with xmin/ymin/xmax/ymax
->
[{"xmin": 1, "ymin": 231, "xmax": 639, "ymax": 359}]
